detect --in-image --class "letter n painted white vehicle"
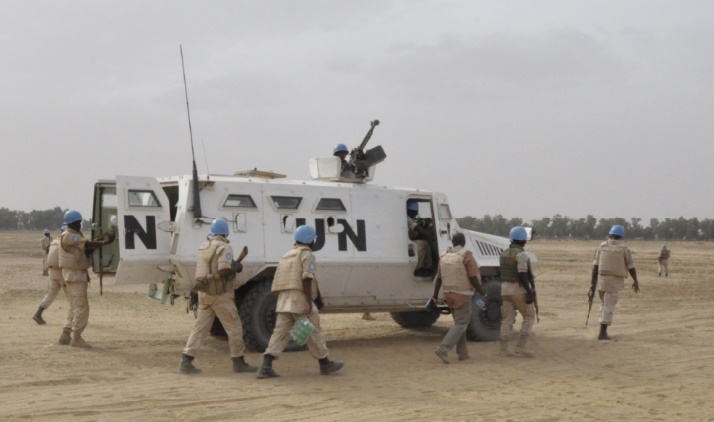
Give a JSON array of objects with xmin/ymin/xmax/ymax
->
[{"xmin": 91, "ymin": 157, "xmax": 533, "ymax": 351}]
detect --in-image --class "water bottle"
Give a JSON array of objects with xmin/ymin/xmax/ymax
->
[
  {"xmin": 475, "ymin": 298, "xmax": 486, "ymax": 310},
  {"xmin": 289, "ymin": 317, "xmax": 315, "ymax": 346}
]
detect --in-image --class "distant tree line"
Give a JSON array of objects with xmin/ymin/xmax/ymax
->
[
  {"xmin": 456, "ymin": 214, "xmax": 714, "ymax": 240},
  {"xmin": 0, "ymin": 207, "xmax": 90, "ymax": 231}
]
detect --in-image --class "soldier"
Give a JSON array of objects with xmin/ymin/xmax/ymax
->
[
  {"xmin": 41, "ymin": 229, "xmax": 51, "ymax": 276},
  {"xmin": 257, "ymin": 225, "xmax": 344, "ymax": 379},
  {"xmin": 59, "ymin": 210, "xmax": 115, "ymax": 347},
  {"xmin": 499, "ymin": 226, "xmax": 536, "ymax": 358},
  {"xmin": 432, "ymin": 232, "xmax": 486, "ymax": 363},
  {"xmin": 33, "ymin": 226, "xmax": 71, "ymax": 325},
  {"xmin": 590, "ymin": 225, "xmax": 640, "ymax": 340},
  {"xmin": 407, "ymin": 200, "xmax": 433, "ymax": 277},
  {"xmin": 178, "ymin": 218, "xmax": 257, "ymax": 374},
  {"xmin": 657, "ymin": 244, "xmax": 670, "ymax": 277}
]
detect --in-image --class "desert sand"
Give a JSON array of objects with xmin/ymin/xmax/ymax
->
[{"xmin": 2, "ymin": 231, "xmax": 714, "ymax": 421}]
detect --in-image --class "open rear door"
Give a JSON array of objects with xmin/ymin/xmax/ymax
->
[{"xmin": 115, "ymin": 175, "xmax": 172, "ymax": 285}]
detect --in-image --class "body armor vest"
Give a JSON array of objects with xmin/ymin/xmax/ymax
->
[
  {"xmin": 440, "ymin": 247, "xmax": 472, "ymax": 291},
  {"xmin": 272, "ymin": 247, "xmax": 308, "ymax": 293},
  {"xmin": 500, "ymin": 245, "xmax": 523, "ymax": 283},
  {"xmin": 193, "ymin": 238, "xmax": 234, "ymax": 295},
  {"xmin": 59, "ymin": 229, "xmax": 90, "ymax": 270},
  {"xmin": 660, "ymin": 249, "xmax": 670, "ymax": 260},
  {"xmin": 598, "ymin": 241, "xmax": 628, "ymax": 278},
  {"xmin": 47, "ymin": 239, "xmax": 60, "ymax": 268}
]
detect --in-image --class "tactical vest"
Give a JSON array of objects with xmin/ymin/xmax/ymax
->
[
  {"xmin": 47, "ymin": 239, "xmax": 60, "ymax": 268},
  {"xmin": 598, "ymin": 241, "xmax": 628, "ymax": 278},
  {"xmin": 500, "ymin": 245, "xmax": 523, "ymax": 283},
  {"xmin": 59, "ymin": 229, "xmax": 90, "ymax": 270},
  {"xmin": 660, "ymin": 249, "xmax": 670, "ymax": 260},
  {"xmin": 440, "ymin": 246, "xmax": 472, "ymax": 291},
  {"xmin": 193, "ymin": 238, "xmax": 234, "ymax": 295},
  {"xmin": 272, "ymin": 247, "xmax": 308, "ymax": 293}
]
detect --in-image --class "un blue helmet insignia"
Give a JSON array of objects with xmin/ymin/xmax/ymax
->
[
  {"xmin": 72, "ymin": 235, "xmax": 80, "ymax": 244},
  {"xmin": 226, "ymin": 253, "xmax": 232, "ymax": 261},
  {"xmin": 309, "ymin": 263, "xmax": 315, "ymax": 271}
]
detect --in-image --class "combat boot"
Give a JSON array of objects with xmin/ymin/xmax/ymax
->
[
  {"xmin": 256, "ymin": 354, "xmax": 280, "ymax": 379},
  {"xmin": 318, "ymin": 357, "xmax": 345, "ymax": 375},
  {"xmin": 515, "ymin": 336, "xmax": 535, "ymax": 358},
  {"xmin": 598, "ymin": 323, "xmax": 610, "ymax": 341},
  {"xmin": 232, "ymin": 356, "xmax": 258, "ymax": 373},
  {"xmin": 178, "ymin": 354, "xmax": 202, "ymax": 374},
  {"xmin": 32, "ymin": 306, "xmax": 46, "ymax": 325},
  {"xmin": 500, "ymin": 339, "xmax": 514, "ymax": 356},
  {"xmin": 58, "ymin": 328, "xmax": 71, "ymax": 345},
  {"xmin": 70, "ymin": 333, "xmax": 92, "ymax": 348}
]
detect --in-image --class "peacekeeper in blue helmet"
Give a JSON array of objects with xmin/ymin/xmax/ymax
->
[
  {"xmin": 590, "ymin": 225, "xmax": 640, "ymax": 340},
  {"xmin": 257, "ymin": 225, "xmax": 344, "ymax": 379},
  {"xmin": 179, "ymin": 218, "xmax": 258, "ymax": 374},
  {"xmin": 333, "ymin": 143, "xmax": 356, "ymax": 178},
  {"xmin": 58, "ymin": 210, "xmax": 116, "ymax": 348},
  {"xmin": 407, "ymin": 200, "xmax": 434, "ymax": 277},
  {"xmin": 657, "ymin": 244, "xmax": 670, "ymax": 277},
  {"xmin": 499, "ymin": 226, "xmax": 536, "ymax": 358}
]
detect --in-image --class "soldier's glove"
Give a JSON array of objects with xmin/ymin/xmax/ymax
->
[
  {"xmin": 525, "ymin": 290, "xmax": 536, "ymax": 305},
  {"xmin": 105, "ymin": 231, "xmax": 116, "ymax": 244},
  {"xmin": 231, "ymin": 261, "xmax": 243, "ymax": 274},
  {"xmin": 315, "ymin": 294, "xmax": 325, "ymax": 310},
  {"xmin": 85, "ymin": 247, "xmax": 95, "ymax": 257}
]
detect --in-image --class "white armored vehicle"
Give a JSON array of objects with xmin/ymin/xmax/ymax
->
[{"xmin": 91, "ymin": 123, "xmax": 520, "ymax": 351}]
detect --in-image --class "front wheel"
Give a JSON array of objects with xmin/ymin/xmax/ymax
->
[
  {"xmin": 466, "ymin": 276, "xmax": 502, "ymax": 341},
  {"xmin": 390, "ymin": 309, "xmax": 440, "ymax": 328}
]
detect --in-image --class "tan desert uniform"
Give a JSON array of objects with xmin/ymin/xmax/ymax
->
[
  {"xmin": 264, "ymin": 244, "xmax": 329, "ymax": 360},
  {"xmin": 41, "ymin": 234, "xmax": 51, "ymax": 275},
  {"xmin": 408, "ymin": 216, "xmax": 432, "ymax": 271},
  {"xmin": 594, "ymin": 239, "xmax": 635, "ymax": 325},
  {"xmin": 658, "ymin": 248, "xmax": 670, "ymax": 275},
  {"xmin": 435, "ymin": 245, "xmax": 480, "ymax": 360},
  {"xmin": 59, "ymin": 228, "xmax": 91, "ymax": 335},
  {"xmin": 183, "ymin": 236, "xmax": 248, "ymax": 359},
  {"xmin": 499, "ymin": 244, "xmax": 534, "ymax": 340},
  {"xmin": 41, "ymin": 239, "xmax": 71, "ymax": 327}
]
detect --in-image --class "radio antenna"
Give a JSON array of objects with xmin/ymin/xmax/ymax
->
[
  {"xmin": 180, "ymin": 44, "xmax": 203, "ymax": 220},
  {"xmin": 201, "ymin": 138, "xmax": 211, "ymax": 181}
]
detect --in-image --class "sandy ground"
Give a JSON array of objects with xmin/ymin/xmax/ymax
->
[{"xmin": 2, "ymin": 231, "xmax": 714, "ymax": 421}]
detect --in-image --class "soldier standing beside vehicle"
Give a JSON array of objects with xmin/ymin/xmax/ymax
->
[
  {"xmin": 257, "ymin": 225, "xmax": 344, "ymax": 379},
  {"xmin": 590, "ymin": 225, "xmax": 640, "ymax": 340},
  {"xmin": 59, "ymin": 211, "xmax": 115, "ymax": 347},
  {"xmin": 33, "ymin": 226, "xmax": 70, "ymax": 325},
  {"xmin": 41, "ymin": 229, "xmax": 51, "ymax": 276},
  {"xmin": 432, "ymin": 232, "xmax": 486, "ymax": 363},
  {"xmin": 499, "ymin": 226, "xmax": 536, "ymax": 358},
  {"xmin": 407, "ymin": 200, "xmax": 433, "ymax": 277},
  {"xmin": 657, "ymin": 244, "xmax": 670, "ymax": 277},
  {"xmin": 178, "ymin": 218, "xmax": 257, "ymax": 374}
]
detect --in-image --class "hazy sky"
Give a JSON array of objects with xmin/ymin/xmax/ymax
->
[{"xmin": 2, "ymin": 1, "xmax": 712, "ymax": 223}]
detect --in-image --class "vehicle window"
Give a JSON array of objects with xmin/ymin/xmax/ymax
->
[
  {"xmin": 127, "ymin": 190, "xmax": 160, "ymax": 207},
  {"xmin": 224, "ymin": 194, "xmax": 257, "ymax": 208},
  {"xmin": 271, "ymin": 196, "xmax": 302, "ymax": 210},
  {"xmin": 439, "ymin": 204, "xmax": 452, "ymax": 220},
  {"xmin": 316, "ymin": 198, "xmax": 346, "ymax": 211}
]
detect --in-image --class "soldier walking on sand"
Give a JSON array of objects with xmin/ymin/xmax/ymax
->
[
  {"xmin": 33, "ymin": 226, "xmax": 71, "ymax": 325},
  {"xmin": 657, "ymin": 244, "xmax": 670, "ymax": 277},
  {"xmin": 432, "ymin": 232, "xmax": 487, "ymax": 364},
  {"xmin": 257, "ymin": 225, "xmax": 344, "ymax": 379},
  {"xmin": 40, "ymin": 229, "xmax": 51, "ymax": 276},
  {"xmin": 499, "ymin": 226, "xmax": 536, "ymax": 358},
  {"xmin": 590, "ymin": 225, "xmax": 640, "ymax": 340},
  {"xmin": 59, "ymin": 211, "xmax": 115, "ymax": 347},
  {"xmin": 178, "ymin": 218, "xmax": 257, "ymax": 374}
]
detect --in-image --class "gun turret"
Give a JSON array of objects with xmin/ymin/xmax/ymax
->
[{"xmin": 347, "ymin": 120, "xmax": 386, "ymax": 178}]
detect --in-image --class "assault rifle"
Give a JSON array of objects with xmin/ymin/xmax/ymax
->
[
  {"xmin": 347, "ymin": 119, "xmax": 386, "ymax": 178},
  {"xmin": 528, "ymin": 270, "xmax": 540, "ymax": 323},
  {"xmin": 586, "ymin": 279, "xmax": 597, "ymax": 326}
]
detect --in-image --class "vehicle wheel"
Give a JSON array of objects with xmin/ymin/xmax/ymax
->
[
  {"xmin": 238, "ymin": 278, "xmax": 304, "ymax": 352},
  {"xmin": 466, "ymin": 276, "xmax": 502, "ymax": 341},
  {"xmin": 390, "ymin": 309, "xmax": 440, "ymax": 328}
]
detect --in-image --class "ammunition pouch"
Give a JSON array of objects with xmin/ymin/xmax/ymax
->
[{"xmin": 193, "ymin": 274, "xmax": 233, "ymax": 296}]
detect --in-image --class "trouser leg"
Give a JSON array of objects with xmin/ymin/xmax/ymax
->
[
  {"xmin": 40, "ymin": 278, "xmax": 63, "ymax": 309},
  {"xmin": 511, "ymin": 295, "xmax": 534, "ymax": 338},
  {"xmin": 305, "ymin": 309, "xmax": 329, "ymax": 360},
  {"xmin": 212, "ymin": 292, "xmax": 246, "ymax": 358},
  {"xmin": 438, "ymin": 301, "xmax": 473, "ymax": 355},
  {"xmin": 264, "ymin": 313, "xmax": 295, "ymax": 359},
  {"xmin": 183, "ymin": 299, "xmax": 217, "ymax": 357},
  {"xmin": 500, "ymin": 297, "xmax": 516, "ymax": 340},
  {"xmin": 67, "ymin": 281, "xmax": 89, "ymax": 334},
  {"xmin": 598, "ymin": 290, "xmax": 619, "ymax": 325}
]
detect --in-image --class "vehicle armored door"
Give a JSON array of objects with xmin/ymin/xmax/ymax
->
[
  {"xmin": 91, "ymin": 181, "xmax": 120, "ymax": 275},
  {"xmin": 434, "ymin": 193, "xmax": 454, "ymax": 256},
  {"xmin": 115, "ymin": 175, "xmax": 172, "ymax": 285}
]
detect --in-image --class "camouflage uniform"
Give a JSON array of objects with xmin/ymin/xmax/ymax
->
[
  {"xmin": 59, "ymin": 228, "xmax": 92, "ymax": 346},
  {"xmin": 41, "ymin": 234, "xmax": 51, "ymax": 276},
  {"xmin": 593, "ymin": 238, "xmax": 635, "ymax": 325}
]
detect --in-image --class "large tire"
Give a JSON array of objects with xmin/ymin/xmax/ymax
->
[
  {"xmin": 466, "ymin": 276, "xmax": 502, "ymax": 341},
  {"xmin": 390, "ymin": 309, "xmax": 440, "ymax": 328},
  {"xmin": 238, "ymin": 278, "xmax": 304, "ymax": 352}
]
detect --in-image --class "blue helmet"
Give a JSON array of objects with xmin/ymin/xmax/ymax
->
[
  {"xmin": 333, "ymin": 143, "xmax": 349, "ymax": 155},
  {"xmin": 64, "ymin": 210, "xmax": 83, "ymax": 224},
  {"xmin": 210, "ymin": 218, "xmax": 230, "ymax": 236},
  {"xmin": 509, "ymin": 226, "xmax": 528, "ymax": 241},
  {"xmin": 662, "ymin": 244, "xmax": 667, "ymax": 249},
  {"xmin": 609, "ymin": 225, "xmax": 625, "ymax": 237},
  {"xmin": 295, "ymin": 225, "xmax": 318, "ymax": 244},
  {"xmin": 407, "ymin": 200, "xmax": 419, "ymax": 212},
  {"xmin": 43, "ymin": 229, "xmax": 50, "ymax": 235},
  {"xmin": 60, "ymin": 225, "xmax": 67, "ymax": 233}
]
